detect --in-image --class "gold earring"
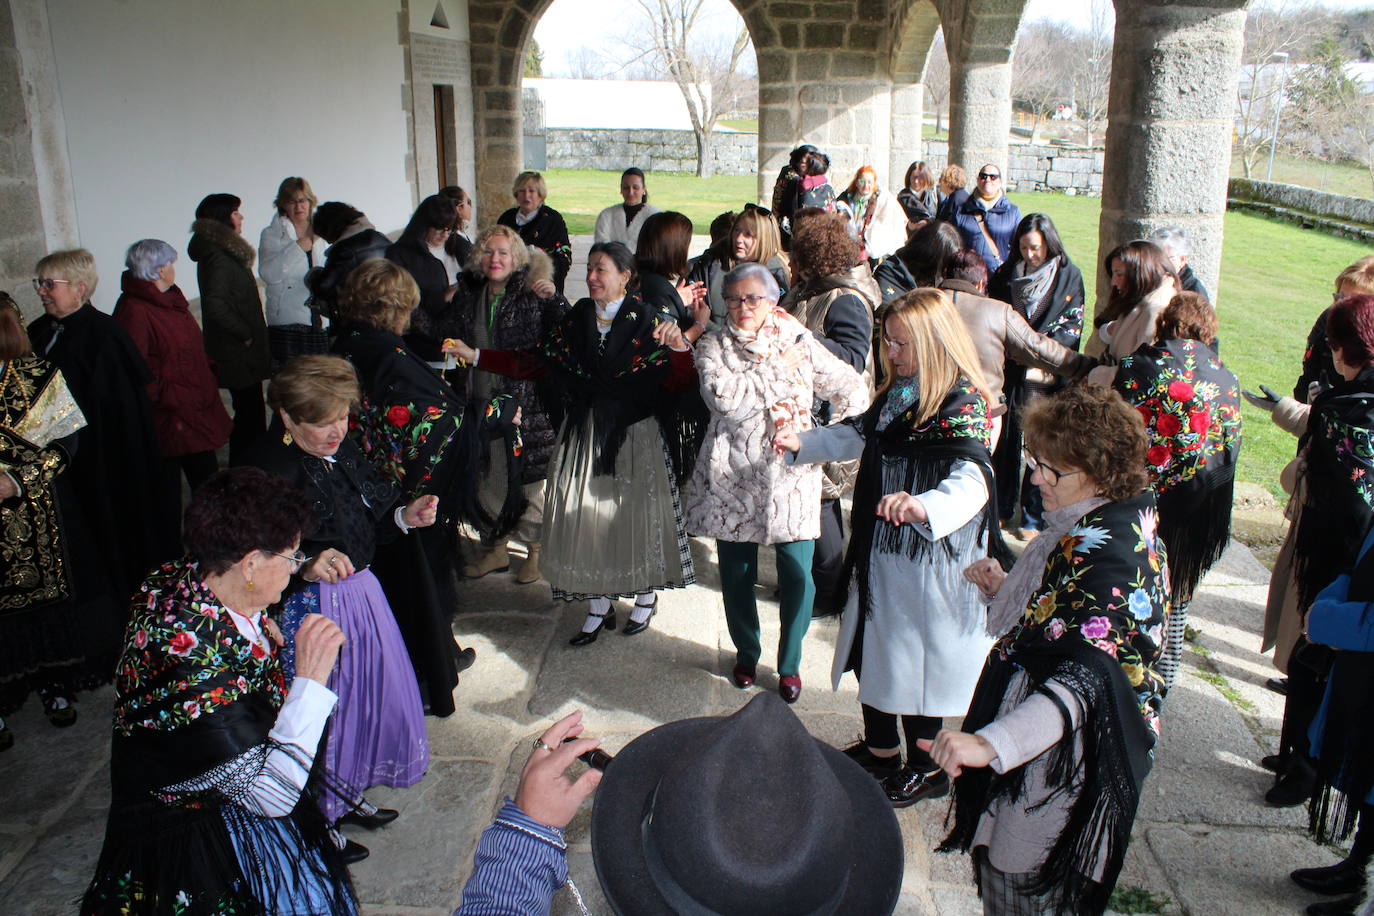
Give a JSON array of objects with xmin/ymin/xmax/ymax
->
[
  {"xmin": 282, "ymin": 429, "xmax": 293, "ymax": 445},
  {"xmin": 245, "ymin": 579, "xmax": 255, "ymax": 592}
]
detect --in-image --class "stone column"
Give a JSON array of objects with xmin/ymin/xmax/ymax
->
[
  {"xmin": 946, "ymin": 50, "xmax": 1012, "ymax": 176},
  {"xmin": 888, "ymin": 82, "xmax": 925, "ymax": 193},
  {"xmin": 466, "ymin": 0, "xmax": 525, "ymax": 226},
  {"xmin": 1096, "ymin": 0, "xmax": 1247, "ymax": 310}
]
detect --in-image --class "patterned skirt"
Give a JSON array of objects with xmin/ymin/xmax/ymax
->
[
  {"xmin": 280, "ymin": 571, "xmax": 429, "ymax": 822},
  {"xmin": 543, "ymin": 415, "xmax": 695, "ymax": 601}
]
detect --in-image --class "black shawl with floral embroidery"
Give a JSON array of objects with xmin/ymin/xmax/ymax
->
[
  {"xmin": 1114, "ymin": 338, "xmax": 1242, "ymax": 603},
  {"xmin": 539, "ymin": 294, "xmax": 680, "ymax": 477},
  {"xmin": 83, "ymin": 559, "xmax": 356, "ymax": 916},
  {"xmin": 943, "ymin": 492, "xmax": 1169, "ymax": 916}
]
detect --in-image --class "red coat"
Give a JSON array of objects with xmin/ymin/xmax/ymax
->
[{"xmin": 114, "ymin": 270, "xmax": 233, "ymax": 457}]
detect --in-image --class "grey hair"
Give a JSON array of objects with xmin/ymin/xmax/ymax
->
[
  {"xmin": 1149, "ymin": 226, "xmax": 1192, "ymax": 259},
  {"xmin": 126, "ymin": 239, "xmax": 177, "ymax": 282},
  {"xmin": 723, "ymin": 262, "xmax": 780, "ymax": 303}
]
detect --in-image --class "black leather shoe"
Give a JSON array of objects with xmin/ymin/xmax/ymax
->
[
  {"xmin": 570, "ymin": 608, "xmax": 616, "ymax": 646},
  {"xmin": 883, "ymin": 766, "xmax": 950, "ymax": 808},
  {"xmin": 41, "ymin": 693, "xmax": 77, "ymax": 728},
  {"xmin": 340, "ymin": 807, "xmax": 400, "ymax": 830},
  {"xmin": 1266, "ymin": 676, "xmax": 1290, "ymax": 696},
  {"xmin": 1307, "ymin": 893, "xmax": 1362, "ymax": 916},
  {"xmin": 341, "ymin": 839, "xmax": 370, "ymax": 865},
  {"xmin": 454, "ymin": 646, "xmax": 477, "ymax": 674},
  {"xmin": 1260, "ymin": 753, "xmax": 1285, "ymax": 774},
  {"xmin": 1266, "ymin": 760, "xmax": 1316, "ymax": 807},
  {"xmin": 1292, "ymin": 858, "xmax": 1369, "ymax": 896},
  {"xmin": 623, "ymin": 596, "xmax": 657, "ymax": 636},
  {"xmin": 840, "ymin": 741, "xmax": 903, "ymax": 778}
]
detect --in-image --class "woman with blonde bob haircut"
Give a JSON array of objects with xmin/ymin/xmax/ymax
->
[
  {"xmin": 778, "ymin": 287, "xmax": 1009, "ymax": 809},
  {"xmin": 498, "ymin": 170, "xmax": 573, "ymax": 295},
  {"xmin": 688, "ymin": 204, "xmax": 790, "ymax": 328}
]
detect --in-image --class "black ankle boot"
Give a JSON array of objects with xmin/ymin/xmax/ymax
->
[{"xmin": 1291, "ymin": 857, "xmax": 1370, "ymax": 896}]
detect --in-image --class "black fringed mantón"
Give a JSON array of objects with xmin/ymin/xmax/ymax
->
[
  {"xmin": 840, "ymin": 379, "xmax": 1010, "ymax": 621},
  {"xmin": 1113, "ymin": 338, "xmax": 1243, "ymax": 604},
  {"xmin": 82, "ymin": 561, "xmax": 356, "ymax": 915},
  {"xmin": 1308, "ymin": 531, "xmax": 1374, "ymax": 845},
  {"xmin": 1293, "ymin": 365, "xmax": 1374, "ymax": 610},
  {"xmin": 539, "ymin": 294, "xmax": 683, "ymax": 478},
  {"xmin": 943, "ymin": 639, "xmax": 1155, "ymax": 916}
]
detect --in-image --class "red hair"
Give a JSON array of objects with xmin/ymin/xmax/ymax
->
[
  {"xmin": 846, "ymin": 166, "xmax": 879, "ymax": 196},
  {"xmin": 1328, "ymin": 294, "xmax": 1374, "ymax": 368}
]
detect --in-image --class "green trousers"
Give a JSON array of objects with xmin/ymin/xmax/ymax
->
[{"xmin": 716, "ymin": 538, "xmax": 816, "ymax": 676}]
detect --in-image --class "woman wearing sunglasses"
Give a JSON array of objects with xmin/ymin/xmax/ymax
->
[
  {"xmin": 250, "ymin": 355, "xmax": 440, "ymax": 863},
  {"xmin": 688, "ymin": 204, "xmax": 790, "ymax": 329}
]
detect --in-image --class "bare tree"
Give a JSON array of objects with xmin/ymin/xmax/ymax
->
[
  {"xmin": 562, "ymin": 46, "xmax": 611, "ymax": 80},
  {"xmin": 1013, "ymin": 21, "xmax": 1073, "ymax": 143},
  {"xmin": 629, "ymin": 0, "xmax": 752, "ymax": 177},
  {"xmin": 1066, "ymin": 0, "xmax": 1113, "ymax": 147},
  {"xmin": 1234, "ymin": 2, "xmax": 1320, "ymax": 178},
  {"xmin": 924, "ymin": 31, "xmax": 950, "ymax": 136}
]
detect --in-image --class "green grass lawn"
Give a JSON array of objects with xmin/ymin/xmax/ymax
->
[
  {"xmin": 541, "ymin": 170, "xmax": 1368, "ymax": 498},
  {"xmin": 1232, "ymin": 150, "xmax": 1373, "ymax": 199}
]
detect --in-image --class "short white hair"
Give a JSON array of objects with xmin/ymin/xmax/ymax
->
[
  {"xmin": 125, "ymin": 239, "xmax": 177, "ymax": 282},
  {"xmin": 723, "ymin": 262, "xmax": 780, "ymax": 302},
  {"xmin": 1150, "ymin": 226, "xmax": 1192, "ymax": 259}
]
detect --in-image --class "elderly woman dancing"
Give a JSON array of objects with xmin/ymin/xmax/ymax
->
[
  {"xmin": 251, "ymin": 355, "xmax": 438, "ymax": 862},
  {"xmin": 688, "ymin": 263, "xmax": 867, "ymax": 704},
  {"xmin": 932, "ymin": 386, "xmax": 1169, "ymax": 916},
  {"xmin": 445, "ymin": 242, "xmax": 697, "ymax": 644},
  {"xmin": 82, "ymin": 467, "xmax": 357, "ymax": 916},
  {"xmin": 777, "ymin": 288, "xmax": 1004, "ymax": 806}
]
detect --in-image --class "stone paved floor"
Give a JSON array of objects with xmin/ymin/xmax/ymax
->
[{"xmin": 0, "ymin": 534, "xmax": 1344, "ymax": 915}]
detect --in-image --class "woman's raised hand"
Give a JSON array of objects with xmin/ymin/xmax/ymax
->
[
  {"xmin": 442, "ymin": 338, "xmax": 477, "ymax": 366},
  {"xmin": 532, "ymin": 278, "xmax": 557, "ymax": 299},
  {"xmin": 403, "ymin": 494, "xmax": 439, "ymax": 529},
  {"xmin": 772, "ymin": 428, "xmax": 801, "ymax": 456},
  {"xmin": 653, "ymin": 320, "xmax": 690, "ymax": 352},
  {"xmin": 304, "ymin": 548, "xmax": 356, "ymax": 584},
  {"xmin": 963, "ymin": 557, "xmax": 1007, "ymax": 598}
]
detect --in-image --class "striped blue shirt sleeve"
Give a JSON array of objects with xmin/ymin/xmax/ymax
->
[{"xmin": 455, "ymin": 798, "xmax": 567, "ymax": 915}]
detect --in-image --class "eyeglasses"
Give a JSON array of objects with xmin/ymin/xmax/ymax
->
[
  {"xmin": 1023, "ymin": 450, "xmax": 1080, "ymax": 486},
  {"xmin": 724, "ymin": 294, "xmax": 772, "ymax": 309},
  {"xmin": 270, "ymin": 550, "xmax": 309, "ymax": 572},
  {"xmin": 978, "ymin": 172, "xmax": 1001, "ymax": 181},
  {"xmin": 32, "ymin": 278, "xmax": 72, "ymax": 292}
]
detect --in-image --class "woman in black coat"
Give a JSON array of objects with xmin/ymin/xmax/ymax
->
[
  {"xmin": 307, "ymin": 201, "xmax": 394, "ymax": 324},
  {"xmin": 497, "ymin": 171, "xmax": 573, "ymax": 297},
  {"xmin": 386, "ymin": 194, "xmax": 462, "ymax": 364},
  {"xmin": 634, "ymin": 210, "xmax": 708, "ymax": 339},
  {"xmin": 188, "ymin": 193, "xmax": 271, "ymax": 465},
  {"xmin": 986, "ymin": 212, "xmax": 1087, "ymax": 538}
]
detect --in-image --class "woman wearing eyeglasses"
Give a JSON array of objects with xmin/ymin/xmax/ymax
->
[
  {"xmin": 688, "ymin": 205, "xmax": 790, "ymax": 329},
  {"xmin": 950, "ymin": 164, "xmax": 1021, "ymax": 275},
  {"xmin": 687, "ymin": 263, "xmax": 867, "ymax": 705},
  {"xmin": 775, "ymin": 288, "xmax": 1005, "ymax": 807},
  {"xmin": 836, "ymin": 166, "xmax": 908, "ymax": 261},
  {"xmin": 937, "ymin": 385, "xmax": 1167, "ymax": 916},
  {"xmin": 248, "ymin": 355, "xmax": 436, "ymax": 863}
]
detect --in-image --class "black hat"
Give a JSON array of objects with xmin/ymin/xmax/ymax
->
[
  {"xmin": 590, "ymin": 693, "xmax": 903, "ymax": 915},
  {"xmin": 790, "ymin": 144, "xmax": 819, "ymax": 167}
]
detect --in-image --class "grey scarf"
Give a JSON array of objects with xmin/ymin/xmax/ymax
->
[
  {"xmin": 984, "ymin": 494, "xmax": 1109, "ymax": 638},
  {"xmin": 1008, "ymin": 256, "xmax": 1060, "ymax": 324}
]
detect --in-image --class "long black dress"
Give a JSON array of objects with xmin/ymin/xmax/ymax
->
[{"xmin": 27, "ymin": 304, "xmax": 177, "ymax": 597}]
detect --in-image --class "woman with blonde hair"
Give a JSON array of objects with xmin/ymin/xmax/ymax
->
[
  {"xmin": 688, "ymin": 204, "xmax": 790, "ymax": 328},
  {"xmin": 498, "ymin": 170, "xmax": 573, "ymax": 296},
  {"xmin": 259, "ymin": 176, "xmax": 328, "ymax": 365},
  {"xmin": 836, "ymin": 166, "xmax": 907, "ymax": 260},
  {"xmin": 777, "ymin": 287, "xmax": 1008, "ymax": 808}
]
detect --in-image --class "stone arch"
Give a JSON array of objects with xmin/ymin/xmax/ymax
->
[{"xmin": 886, "ymin": 0, "xmax": 943, "ymax": 188}]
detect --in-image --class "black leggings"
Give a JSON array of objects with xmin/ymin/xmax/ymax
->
[{"xmin": 862, "ymin": 704, "xmax": 942, "ymax": 771}]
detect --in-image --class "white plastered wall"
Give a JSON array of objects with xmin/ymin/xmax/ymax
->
[{"xmin": 44, "ymin": 0, "xmax": 414, "ymax": 306}]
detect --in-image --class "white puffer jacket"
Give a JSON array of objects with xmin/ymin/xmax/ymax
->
[
  {"xmin": 259, "ymin": 214, "xmax": 328, "ymax": 327},
  {"xmin": 685, "ymin": 311, "xmax": 868, "ymax": 545}
]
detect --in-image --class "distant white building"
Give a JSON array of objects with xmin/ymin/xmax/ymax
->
[{"xmin": 523, "ymin": 78, "xmax": 710, "ymax": 131}]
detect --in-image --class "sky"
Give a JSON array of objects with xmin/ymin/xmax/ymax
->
[{"xmin": 533, "ymin": 0, "xmax": 1374, "ymax": 78}]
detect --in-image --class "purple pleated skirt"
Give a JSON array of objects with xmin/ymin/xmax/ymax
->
[{"xmin": 317, "ymin": 569, "xmax": 430, "ymax": 823}]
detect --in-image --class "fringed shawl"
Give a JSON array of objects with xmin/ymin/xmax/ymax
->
[
  {"xmin": 1113, "ymin": 339, "xmax": 1242, "ymax": 603},
  {"xmin": 841, "ymin": 378, "xmax": 1010, "ymax": 618},
  {"xmin": 943, "ymin": 493, "xmax": 1169, "ymax": 916},
  {"xmin": 1293, "ymin": 365, "xmax": 1374, "ymax": 610},
  {"xmin": 539, "ymin": 293, "xmax": 683, "ymax": 477}
]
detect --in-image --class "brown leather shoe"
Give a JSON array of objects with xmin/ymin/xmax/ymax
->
[
  {"xmin": 779, "ymin": 675, "xmax": 802, "ymax": 704},
  {"xmin": 731, "ymin": 664, "xmax": 756, "ymax": 688}
]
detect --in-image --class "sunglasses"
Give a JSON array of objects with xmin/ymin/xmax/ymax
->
[
  {"xmin": 978, "ymin": 172, "xmax": 1001, "ymax": 181},
  {"xmin": 743, "ymin": 202, "xmax": 773, "ymax": 218}
]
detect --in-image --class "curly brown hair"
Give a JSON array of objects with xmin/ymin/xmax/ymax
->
[
  {"xmin": 1022, "ymin": 386, "xmax": 1149, "ymax": 501},
  {"xmin": 1155, "ymin": 292, "xmax": 1218, "ymax": 346},
  {"xmin": 789, "ymin": 214, "xmax": 862, "ymax": 280},
  {"xmin": 336, "ymin": 259, "xmax": 420, "ymax": 332}
]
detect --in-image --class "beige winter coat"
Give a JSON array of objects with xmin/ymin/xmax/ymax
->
[
  {"xmin": 685, "ymin": 313, "xmax": 867, "ymax": 545},
  {"xmin": 1084, "ymin": 281, "xmax": 1178, "ymax": 385}
]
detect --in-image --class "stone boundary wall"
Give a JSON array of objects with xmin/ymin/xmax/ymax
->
[
  {"xmin": 1228, "ymin": 178, "xmax": 1374, "ymax": 242},
  {"xmin": 543, "ymin": 128, "xmax": 1110, "ymax": 193},
  {"xmin": 545, "ymin": 128, "xmax": 756, "ymax": 174}
]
